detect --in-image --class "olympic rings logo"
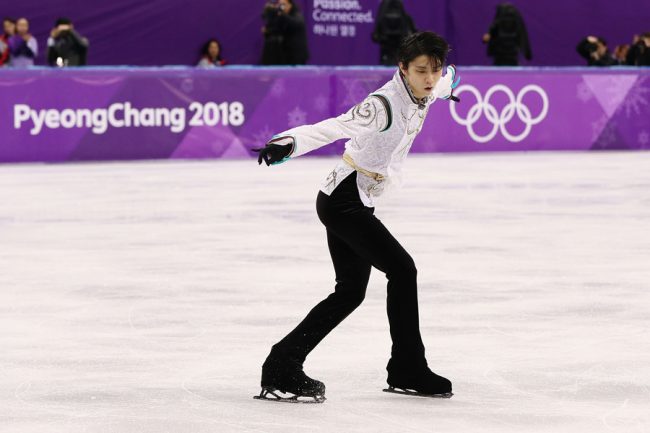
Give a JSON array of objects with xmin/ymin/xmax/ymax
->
[{"xmin": 449, "ymin": 84, "xmax": 549, "ymax": 143}]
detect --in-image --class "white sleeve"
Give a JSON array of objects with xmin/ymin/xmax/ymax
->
[
  {"xmin": 28, "ymin": 38, "xmax": 38, "ymax": 57},
  {"xmin": 270, "ymin": 95, "xmax": 390, "ymax": 158}
]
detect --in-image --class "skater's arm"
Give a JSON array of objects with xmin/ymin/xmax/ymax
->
[
  {"xmin": 254, "ymin": 95, "xmax": 389, "ymax": 165},
  {"xmin": 278, "ymin": 95, "xmax": 389, "ymax": 157}
]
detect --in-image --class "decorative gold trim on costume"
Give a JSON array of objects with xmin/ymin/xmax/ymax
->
[{"xmin": 342, "ymin": 153, "xmax": 385, "ymax": 182}]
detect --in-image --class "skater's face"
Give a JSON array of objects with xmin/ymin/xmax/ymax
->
[{"xmin": 399, "ymin": 55, "xmax": 443, "ymax": 99}]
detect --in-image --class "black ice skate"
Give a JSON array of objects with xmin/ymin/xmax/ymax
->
[
  {"xmin": 384, "ymin": 360, "xmax": 453, "ymax": 399},
  {"xmin": 254, "ymin": 354, "xmax": 326, "ymax": 403}
]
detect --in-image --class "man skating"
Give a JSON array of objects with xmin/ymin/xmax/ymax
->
[{"xmin": 253, "ymin": 31, "xmax": 460, "ymax": 403}]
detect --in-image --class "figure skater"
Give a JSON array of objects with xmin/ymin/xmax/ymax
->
[{"xmin": 253, "ymin": 31, "xmax": 460, "ymax": 403}]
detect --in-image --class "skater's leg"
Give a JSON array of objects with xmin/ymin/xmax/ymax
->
[
  {"xmin": 312, "ymin": 173, "xmax": 425, "ymax": 364},
  {"xmin": 321, "ymin": 206, "xmax": 426, "ymax": 365},
  {"xmin": 321, "ymin": 196, "xmax": 451, "ymax": 394},
  {"xmin": 261, "ymin": 175, "xmax": 373, "ymax": 396},
  {"xmin": 272, "ymin": 228, "xmax": 371, "ymax": 362}
]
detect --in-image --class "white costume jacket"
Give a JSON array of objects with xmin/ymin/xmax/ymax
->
[{"xmin": 271, "ymin": 69, "xmax": 454, "ymax": 207}]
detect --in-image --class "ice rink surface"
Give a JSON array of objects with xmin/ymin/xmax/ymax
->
[{"xmin": 1, "ymin": 152, "xmax": 649, "ymax": 433}]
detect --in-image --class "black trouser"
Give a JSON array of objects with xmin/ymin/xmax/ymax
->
[{"xmin": 272, "ymin": 172, "xmax": 426, "ymax": 368}]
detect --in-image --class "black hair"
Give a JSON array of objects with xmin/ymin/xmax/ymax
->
[
  {"xmin": 397, "ymin": 31, "xmax": 449, "ymax": 70},
  {"xmin": 55, "ymin": 17, "xmax": 72, "ymax": 26},
  {"xmin": 3, "ymin": 17, "xmax": 16, "ymax": 24},
  {"xmin": 201, "ymin": 38, "xmax": 223, "ymax": 61}
]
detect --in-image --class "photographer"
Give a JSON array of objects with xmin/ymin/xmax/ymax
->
[
  {"xmin": 260, "ymin": 0, "xmax": 308, "ymax": 65},
  {"xmin": 483, "ymin": 3, "xmax": 532, "ymax": 66},
  {"xmin": 372, "ymin": 0, "xmax": 417, "ymax": 66},
  {"xmin": 576, "ymin": 36, "xmax": 617, "ymax": 66},
  {"xmin": 625, "ymin": 32, "xmax": 650, "ymax": 66},
  {"xmin": 47, "ymin": 18, "xmax": 89, "ymax": 67}
]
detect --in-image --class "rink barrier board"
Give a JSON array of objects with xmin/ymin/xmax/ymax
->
[{"xmin": 1, "ymin": 67, "xmax": 649, "ymax": 164}]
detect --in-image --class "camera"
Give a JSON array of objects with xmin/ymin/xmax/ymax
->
[{"xmin": 584, "ymin": 42, "xmax": 598, "ymax": 54}]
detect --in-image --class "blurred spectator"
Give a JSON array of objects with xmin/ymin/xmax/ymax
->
[
  {"xmin": 198, "ymin": 39, "xmax": 226, "ymax": 67},
  {"xmin": 483, "ymin": 3, "xmax": 532, "ymax": 66},
  {"xmin": 47, "ymin": 18, "xmax": 89, "ymax": 67},
  {"xmin": 372, "ymin": 0, "xmax": 416, "ymax": 66},
  {"xmin": 613, "ymin": 44, "xmax": 630, "ymax": 64},
  {"xmin": 261, "ymin": 1, "xmax": 283, "ymax": 64},
  {"xmin": 8, "ymin": 18, "xmax": 37, "ymax": 68},
  {"xmin": 1, "ymin": 17, "xmax": 16, "ymax": 67},
  {"xmin": 625, "ymin": 32, "xmax": 650, "ymax": 66},
  {"xmin": 261, "ymin": 0, "xmax": 308, "ymax": 65},
  {"xmin": 576, "ymin": 36, "xmax": 617, "ymax": 66}
]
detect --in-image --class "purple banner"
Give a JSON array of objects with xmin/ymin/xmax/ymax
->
[{"xmin": 1, "ymin": 67, "xmax": 649, "ymax": 164}]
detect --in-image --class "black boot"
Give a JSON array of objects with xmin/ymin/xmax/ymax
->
[
  {"xmin": 258, "ymin": 352, "xmax": 326, "ymax": 402},
  {"xmin": 385, "ymin": 358, "xmax": 452, "ymax": 398}
]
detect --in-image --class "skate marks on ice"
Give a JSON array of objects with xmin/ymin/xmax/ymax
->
[{"xmin": 1, "ymin": 153, "xmax": 650, "ymax": 433}]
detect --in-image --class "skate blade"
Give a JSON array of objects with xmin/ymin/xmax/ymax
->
[
  {"xmin": 383, "ymin": 386, "xmax": 453, "ymax": 399},
  {"xmin": 253, "ymin": 387, "xmax": 326, "ymax": 404}
]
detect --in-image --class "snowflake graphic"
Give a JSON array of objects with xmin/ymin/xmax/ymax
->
[
  {"xmin": 639, "ymin": 131, "xmax": 649, "ymax": 148},
  {"xmin": 251, "ymin": 125, "xmax": 275, "ymax": 147},
  {"xmin": 270, "ymin": 79, "xmax": 286, "ymax": 97},
  {"xmin": 313, "ymin": 95, "xmax": 329, "ymax": 113},
  {"xmin": 287, "ymin": 106, "xmax": 307, "ymax": 128},
  {"xmin": 576, "ymin": 82, "xmax": 593, "ymax": 102},
  {"xmin": 340, "ymin": 78, "xmax": 366, "ymax": 107},
  {"xmin": 339, "ymin": 76, "xmax": 384, "ymax": 108},
  {"xmin": 591, "ymin": 115, "xmax": 609, "ymax": 141},
  {"xmin": 622, "ymin": 77, "xmax": 650, "ymax": 118}
]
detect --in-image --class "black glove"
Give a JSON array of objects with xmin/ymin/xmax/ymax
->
[{"xmin": 252, "ymin": 139, "xmax": 295, "ymax": 166}]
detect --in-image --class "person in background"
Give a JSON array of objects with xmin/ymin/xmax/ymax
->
[
  {"xmin": 576, "ymin": 36, "xmax": 617, "ymax": 66},
  {"xmin": 47, "ymin": 17, "xmax": 89, "ymax": 67},
  {"xmin": 197, "ymin": 38, "xmax": 226, "ymax": 67},
  {"xmin": 482, "ymin": 3, "xmax": 531, "ymax": 66},
  {"xmin": 613, "ymin": 44, "xmax": 630, "ymax": 64},
  {"xmin": 625, "ymin": 32, "xmax": 650, "ymax": 66},
  {"xmin": 261, "ymin": 0, "xmax": 284, "ymax": 64},
  {"xmin": 8, "ymin": 17, "xmax": 37, "ymax": 67},
  {"xmin": 261, "ymin": 0, "xmax": 308, "ymax": 65},
  {"xmin": 0, "ymin": 17, "xmax": 16, "ymax": 67},
  {"xmin": 372, "ymin": 0, "xmax": 417, "ymax": 66}
]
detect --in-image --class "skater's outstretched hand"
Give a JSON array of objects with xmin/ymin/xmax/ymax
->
[
  {"xmin": 433, "ymin": 65, "xmax": 461, "ymax": 102},
  {"xmin": 252, "ymin": 137, "xmax": 295, "ymax": 166}
]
